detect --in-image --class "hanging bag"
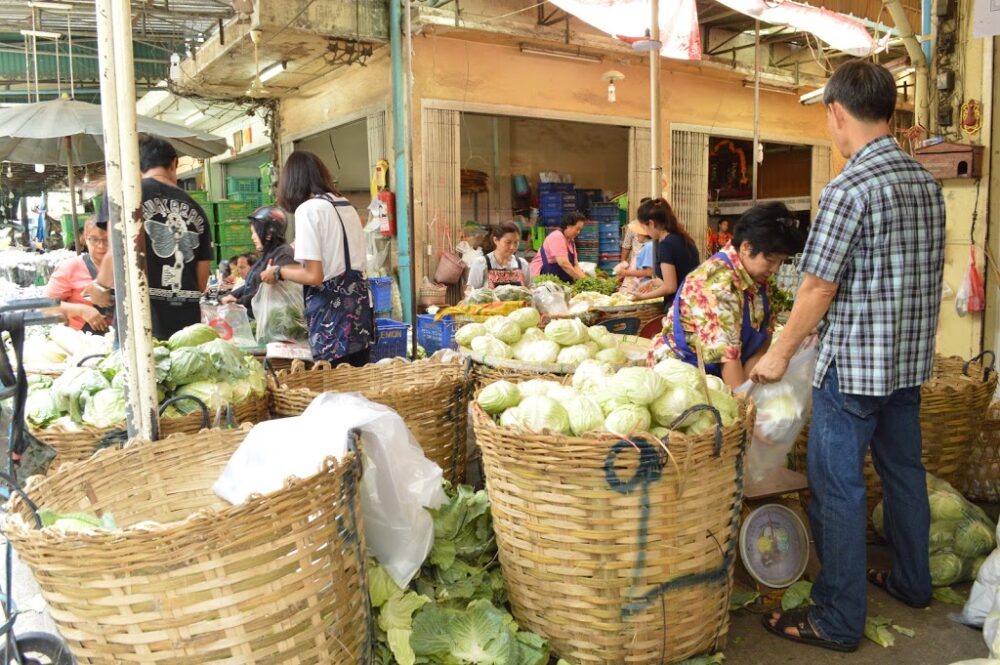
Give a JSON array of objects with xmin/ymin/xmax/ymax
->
[
  {"xmin": 957, "ymin": 245, "xmax": 986, "ymax": 316},
  {"xmin": 433, "ymin": 216, "xmax": 466, "ymax": 285}
]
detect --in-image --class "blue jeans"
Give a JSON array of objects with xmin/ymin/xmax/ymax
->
[{"xmin": 806, "ymin": 363, "xmax": 931, "ymax": 645}]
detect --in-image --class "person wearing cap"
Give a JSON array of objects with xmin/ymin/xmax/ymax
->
[
  {"xmin": 44, "ymin": 216, "xmax": 111, "ymax": 332},
  {"xmin": 615, "ymin": 219, "xmax": 654, "ymax": 293},
  {"xmin": 222, "ymin": 206, "xmax": 294, "ymax": 318},
  {"xmin": 85, "ymin": 134, "xmax": 213, "ymax": 339}
]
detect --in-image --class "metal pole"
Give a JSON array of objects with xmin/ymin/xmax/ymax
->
[
  {"xmin": 94, "ymin": 0, "xmax": 158, "ymax": 440},
  {"xmin": 649, "ymin": 0, "xmax": 662, "ymax": 199},
  {"xmin": 390, "ymin": 0, "xmax": 414, "ymax": 323},
  {"xmin": 67, "ymin": 14, "xmax": 74, "ymax": 99},
  {"xmin": 752, "ymin": 19, "xmax": 760, "ymax": 204},
  {"xmin": 64, "ymin": 136, "xmax": 79, "ymax": 254},
  {"xmin": 405, "ymin": 0, "xmax": 418, "ymax": 343}
]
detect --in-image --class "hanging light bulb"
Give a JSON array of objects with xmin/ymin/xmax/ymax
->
[
  {"xmin": 82, "ymin": 166, "xmax": 89, "ymax": 184},
  {"xmin": 5, "ymin": 164, "xmax": 11, "ymax": 178},
  {"xmin": 34, "ymin": 164, "xmax": 45, "ymax": 173}
]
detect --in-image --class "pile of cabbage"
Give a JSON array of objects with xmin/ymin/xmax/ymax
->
[
  {"xmin": 476, "ymin": 358, "xmax": 739, "ymax": 438},
  {"xmin": 456, "ymin": 310, "xmax": 632, "ymax": 367},
  {"xmin": 19, "ymin": 324, "xmax": 112, "ymax": 370},
  {"xmin": 872, "ymin": 473, "xmax": 996, "ymax": 587},
  {"xmin": 26, "ymin": 323, "xmax": 267, "ymax": 430}
]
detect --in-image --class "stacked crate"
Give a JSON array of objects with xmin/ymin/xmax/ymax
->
[
  {"xmin": 226, "ymin": 176, "xmax": 264, "ymax": 207},
  {"xmin": 260, "ymin": 163, "xmax": 275, "ymax": 204},
  {"xmin": 590, "ymin": 203, "xmax": 622, "ymax": 272},
  {"xmin": 538, "ymin": 182, "xmax": 575, "ymax": 227},
  {"xmin": 214, "ymin": 200, "xmax": 258, "ymax": 265},
  {"xmin": 575, "ymin": 219, "xmax": 599, "ymax": 264}
]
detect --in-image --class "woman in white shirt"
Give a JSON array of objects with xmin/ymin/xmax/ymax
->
[
  {"xmin": 466, "ymin": 221, "xmax": 532, "ymax": 292},
  {"xmin": 261, "ymin": 151, "xmax": 374, "ymax": 367}
]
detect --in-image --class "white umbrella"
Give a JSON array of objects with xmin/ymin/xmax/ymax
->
[{"xmin": 0, "ymin": 96, "xmax": 228, "ymax": 248}]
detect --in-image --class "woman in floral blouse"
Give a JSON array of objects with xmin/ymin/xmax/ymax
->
[{"xmin": 652, "ymin": 202, "xmax": 804, "ymax": 389}]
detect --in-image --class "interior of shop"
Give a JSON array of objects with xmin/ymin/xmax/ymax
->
[{"xmin": 293, "ymin": 118, "xmax": 371, "ymax": 211}]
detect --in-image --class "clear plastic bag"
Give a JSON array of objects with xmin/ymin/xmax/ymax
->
[
  {"xmin": 737, "ymin": 341, "xmax": 818, "ymax": 485},
  {"xmin": 212, "ymin": 303, "xmax": 256, "ymax": 347},
  {"xmin": 251, "ymin": 281, "xmax": 308, "ymax": 345},
  {"xmin": 531, "ymin": 282, "xmax": 570, "ymax": 316}
]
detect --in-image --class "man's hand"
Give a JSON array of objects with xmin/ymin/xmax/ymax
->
[
  {"xmin": 84, "ymin": 282, "xmax": 112, "ymax": 308},
  {"xmin": 260, "ymin": 261, "xmax": 277, "ymax": 284},
  {"xmin": 749, "ymin": 350, "xmax": 790, "ymax": 384},
  {"xmin": 221, "ymin": 294, "xmax": 237, "ymax": 305},
  {"xmin": 78, "ymin": 304, "xmax": 108, "ymax": 332}
]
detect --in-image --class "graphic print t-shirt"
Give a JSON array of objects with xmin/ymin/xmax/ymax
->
[{"xmin": 140, "ymin": 178, "xmax": 213, "ymax": 339}]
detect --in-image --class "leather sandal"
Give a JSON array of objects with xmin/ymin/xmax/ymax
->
[
  {"xmin": 762, "ymin": 608, "xmax": 859, "ymax": 653},
  {"xmin": 867, "ymin": 568, "xmax": 931, "ymax": 609}
]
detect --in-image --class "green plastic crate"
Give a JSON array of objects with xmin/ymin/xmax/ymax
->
[
  {"xmin": 217, "ymin": 242, "xmax": 256, "ymax": 259},
  {"xmin": 214, "ymin": 221, "xmax": 254, "ymax": 245},
  {"xmin": 187, "ymin": 190, "xmax": 210, "ymax": 205},
  {"xmin": 226, "ymin": 176, "xmax": 260, "ymax": 195},
  {"xmin": 230, "ymin": 192, "xmax": 263, "ymax": 206},
  {"xmin": 216, "ymin": 200, "xmax": 256, "ymax": 222}
]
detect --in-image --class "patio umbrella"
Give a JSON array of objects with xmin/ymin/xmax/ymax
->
[{"xmin": 0, "ymin": 96, "xmax": 228, "ymax": 250}]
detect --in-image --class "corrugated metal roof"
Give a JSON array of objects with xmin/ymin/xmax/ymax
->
[{"xmin": 0, "ymin": 37, "xmax": 168, "ymax": 84}]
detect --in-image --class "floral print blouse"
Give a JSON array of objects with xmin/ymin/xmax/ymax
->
[{"xmin": 651, "ymin": 243, "xmax": 783, "ymax": 365}]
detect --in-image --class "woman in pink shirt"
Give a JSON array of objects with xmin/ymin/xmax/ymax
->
[
  {"xmin": 45, "ymin": 217, "xmax": 111, "ymax": 332},
  {"xmin": 529, "ymin": 212, "xmax": 587, "ymax": 282}
]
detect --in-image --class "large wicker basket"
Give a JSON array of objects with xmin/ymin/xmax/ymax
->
[
  {"xmin": 4, "ymin": 426, "xmax": 371, "ymax": 664},
  {"xmin": 961, "ymin": 402, "xmax": 1000, "ymax": 501},
  {"xmin": 30, "ymin": 394, "xmax": 270, "ymax": 470},
  {"xmin": 269, "ymin": 356, "xmax": 470, "ymax": 483},
  {"xmin": 793, "ymin": 353, "xmax": 997, "ymax": 519},
  {"xmin": 472, "ymin": 399, "xmax": 754, "ymax": 664}
]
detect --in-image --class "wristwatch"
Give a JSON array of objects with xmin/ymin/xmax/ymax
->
[{"xmin": 275, "ymin": 265, "xmax": 283, "ymax": 281}]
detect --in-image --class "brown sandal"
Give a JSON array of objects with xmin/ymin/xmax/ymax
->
[{"xmin": 762, "ymin": 609, "xmax": 858, "ymax": 653}]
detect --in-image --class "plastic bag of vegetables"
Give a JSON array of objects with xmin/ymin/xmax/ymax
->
[{"xmin": 252, "ymin": 281, "xmax": 308, "ymax": 344}]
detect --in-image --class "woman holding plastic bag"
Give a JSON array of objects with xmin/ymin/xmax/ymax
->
[
  {"xmin": 651, "ymin": 202, "xmax": 804, "ymax": 389},
  {"xmin": 223, "ymin": 206, "xmax": 294, "ymax": 318},
  {"xmin": 261, "ymin": 151, "xmax": 374, "ymax": 367}
]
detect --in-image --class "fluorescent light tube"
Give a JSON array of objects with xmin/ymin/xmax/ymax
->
[
  {"xmin": 20, "ymin": 29, "xmax": 62, "ymax": 39},
  {"xmin": 519, "ymin": 46, "xmax": 602, "ymax": 64},
  {"xmin": 259, "ymin": 61, "xmax": 286, "ymax": 82},
  {"xmin": 28, "ymin": 2, "xmax": 73, "ymax": 10},
  {"xmin": 184, "ymin": 110, "xmax": 205, "ymax": 126}
]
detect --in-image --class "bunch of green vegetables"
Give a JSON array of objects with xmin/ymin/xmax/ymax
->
[
  {"xmin": 872, "ymin": 473, "xmax": 996, "ymax": 587},
  {"xmin": 570, "ymin": 276, "xmax": 617, "ymax": 296},
  {"xmin": 370, "ymin": 484, "xmax": 549, "ymax": 665}
]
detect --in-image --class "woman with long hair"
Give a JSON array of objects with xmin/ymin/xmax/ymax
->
[
  {"xmin": 260, "ymin": 151, "xmax": 374, "ymax": 367},
  {"xmin": 634, "ymin": 198, "xmax": 700, "ymax": 311}
]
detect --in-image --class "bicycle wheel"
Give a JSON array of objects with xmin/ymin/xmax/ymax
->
[{"xmin": 1, "ymin": 632, "xmax": 73, "ymax": 665}]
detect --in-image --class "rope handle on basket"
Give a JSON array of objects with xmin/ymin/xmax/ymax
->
[
  {"xmin": 669, "ymin": 404, "xmax": 725, "ymax": 458},
  {"xmin": 0, "ymin": 471, "xmax": 43, "ymax": 528},
  {"xmin": 159, "ymin": 395, "xmax": 210, "ymax": 430},
  {"xmin": 76, "ymin": 353, "xmax": 106, "ymax": 368},
  {"xmin": 263, "ymin": 358, "xmax": 281, "ymax": 386},
  {"xmin": 966, "ymin": 350, "xmax": 997, "ymax": 382}
]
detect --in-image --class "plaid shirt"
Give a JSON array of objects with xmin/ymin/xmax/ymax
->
[{"xmin": 801, "ymin": 135, "xmax": 945, "ymax": 396}]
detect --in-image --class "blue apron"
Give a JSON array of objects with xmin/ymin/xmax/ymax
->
[
  {"xmin": 303, "ymin": 196, "xmax": 374, "ymax": 362},
  {"xmin": 538, "ymin": 231, "xmax": 577, "ymax": 283},
  {"xmin": 668, "ymin": 252, "xmax": 770, "ymax": 377}
]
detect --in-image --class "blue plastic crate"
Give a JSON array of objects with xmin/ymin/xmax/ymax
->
[
  {"xmin": 538, "ymin": 182, "xmax": 574, "ymax": 193},
  {"xmin": 575, "ymin": 188, "xmax": 604, "ymax": 211},
  {"xmin": 417, "ymin": 314, "xmax": 457, "ymax": 354},
  {"xmin": 598, "ymin": 221, "xmax": 621, "ymax": 233},
  {"xmin": 590, "ymin": 203, "xmax": 620, "ymax": 215},
  {"xmin": 373, "ymin": 318, "xmax": 409, "ymax": 361},
  {"xmin": 369, "ymin": 277, "xmax": 394, "ymax": 315}
]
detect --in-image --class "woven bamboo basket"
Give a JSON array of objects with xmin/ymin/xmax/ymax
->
[
  {"xmin": 592, "ymin": 300, "xmax": 664, "ymax": 328},
  {"xmin": 472, "ymin": 398, "xmax": 754, "ymax": 664},
  {"xmin": 961, "ymin": 402, "xmax": 1000, "ymax": 501},
  {"xmin": 30, "ymin": 394, "xmax": 270, "ymax": 470},
  {"xmin": 3, "ymin": 426, "xmax": 371, "ymax": 664},
  {"xmin": 268, "ymin": 356, "xmax": 470, "ymax": 483},
  {"xmin": 793, "ymin": 353, "xmax": 997, "ymax": 520}
]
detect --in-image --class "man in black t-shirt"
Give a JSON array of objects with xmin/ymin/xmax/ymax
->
[{"xmin": 88, "ymin": 135, "xmax": 214, "ymax": 339}]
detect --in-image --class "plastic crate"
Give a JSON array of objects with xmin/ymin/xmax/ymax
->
[
  {"xmin": 575, "ymin": 188, "xmax": 604, "ymax": 211},
  {"xmin": 229, "ymin": 192, "xmax": 264, "ymax": 206},
  {"xmin": 417, "ymin": 314, "xmax": 456, "ymax": 354},
  {"xmin": 538, "ymin": 182, "xmax": 574, "ymax": 193},
  {"xmin": 216, "ymin": 200, "xmax": 257, "ymax": 222},
  {"xmin": 216, "ymin": 242, "xmax": 256, "ymax": 261},
  {"xmin": 598, "ymin": 221, "xmax": 620, "ymax": 233},
  {"xmin": 373, "ymin": 318, "xmax": 409, "ymax": 361},
  {"xmin": 187, "ymin": 190, "xmax": 210, "ymax": 205},
  {"xmin": 214, "ymin": 221, "xmax": 254, "ymax": 245},
  {"xmin": 590, "ymin": 203, "xmax": 620, "ymax": 216},
  {"xmin": 226, "ymin": 176, "xmax": 260, "ymax": 195},
  {"xmin": 368, "ymin": 277, "xmax": 394, "ymax": 315}
]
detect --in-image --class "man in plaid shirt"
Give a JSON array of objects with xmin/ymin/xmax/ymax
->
[{"xmin": 753, "ymin": 60, "xmax": 945, "ymax": 651}]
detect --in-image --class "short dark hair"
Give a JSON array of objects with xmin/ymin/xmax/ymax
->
[
  {"xmin": 277, "ymin": 151, "xmax": 342, "ymax": 211},
  {"xmin": 229, "ymin": 254, "xmax": 240, "ymax": 264},
  {"xmin": 559, "ymin": 212, "xmax": 586, "ymax": 231},
  {"xmin": 243, "ymin": 253, "xmax": 258, "ymax": 266},
  {"xmin": 138, "ymin": 134, "xmax": 178, "ymax": 173},
  {"xmin": 491, "ymin": 221, "xmax": 520, "ymax": 239},
  {"xmin": 823, "ymin": 59, "xmax": 897, "ymax": 123},
  {"xmin": 733, "ymin": 202, "xmax": 804, "ymax": 257}
]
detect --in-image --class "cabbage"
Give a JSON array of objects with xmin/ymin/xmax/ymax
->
[
  {"xmin": 521, "ymin": 327, "xmax": 545, "ymax": 342},
  {"xmin": 508, "ymin": 307, "xmax": 541, "ymax": 331},
  {"xmin": 955, "ymin": 519, "xmax": 996, "ymax": 558},
  {"xmin": 199, "ymin": 339, "xmax": 249, "ymax": 379},
  {"xmin": 651, "ymin": 427, "xmax": 670, "ymax": 439},
  {"xmin": 583, "ymin": 341, "xmax": 600, "ymax": 356},
  {"xmin": 705, "ymin": 375, "xmax": 728, "ymax": 393},
  {"xmin": 518, "ymin": 379, "xmax": 560, "ymax": 398},
  {"xmin": 499, "ymin": 407, "xmax": 521, "ymax": 428},
  {"xmin": 544, "ymin": 319, "xmax": 589, "ymax": 346},
  {"xmin": 652, "ymin": 357, "xmax": 701, "ymax": 385},
  {"xmin": 595, "ymin": 333, "xmax": 620, "ymax": 350},
  {"xmin": 683, "ymin": 389, "xmax": 739, "ymax": 433},
  {"xmin": 930, "ymin": 551, "xmax": 963, "ymax": 586},
  {"xmin": 51, "ymin": 367, "xmax": 110, "ymax": 422},
  {"xmin": 607, "ymin": 367, "xmax": 668, "ymax": 406},
  {"xmin": 929, "ymin": 521, "xmax": 956, "ymax": 550},
  {"xmin": 557, "ymin": 344, "xmax": 593, "ymax": 365},
  {"xmin": 153, "ymin": 345, "xmax": 172, "ymax": 383},
  {"xmin": 97, "ymin": 351, "xmax": 122, "ymax": 381},
  {"xmin": 513, "ymin": 339, "xmax": 560, "ymax": 364},
  {"xmin": 971, "ymin": 556, "xmax": 988, "ymax": 580},
  {"xmin": 547, "ymin": 385, "xmax": 579, "ymax": 402},
  {"xmin": 477, "ymin": 381, "xmax": 522, "ymax": 414},
  {"xmin": 167, "ymin": 347, "xmax": 217, "ymax": 386},
  {"xmin": 175, "ymin": 381, "xmax": 233, "ymax": 414},
  {"xmin": 587, "ymin": 325, "xmax": 610, "ymax": 342},
  {"xmin": 595, "ymin": 348, "xmax": 627, "ymax": 364},
  {"xmin": 483, "ymin": 316, "xmax": 522, "ymax": 344},
  {"xmin": 471, "ymin": 336, "xmax": 512, "ymax": 359},
  {"xmin": 596, "ymin": 391, "xmax": 631, "ymax": 417},
  {"xmin": 28, "ymin": 374, "xmax": 52, "ymax": 389},
  {"xmin": 517, "ymin": 396, "xmax": 570, "ymax": 434},
  {"xmin": 26, "ymin": 389, "xmax": 61, "ymax": 428},
  {"xmin": 564, "ymin": 396, "xmax": 605, "ymax": 436},
  {"xmin": 929, "ymin": 491, "xmax": 966, "ymax": 522},
  {"xmin": 572, "ymin": 360, "xmax": 612, "ymax": 393},
  {"xmin": 167, "ymin": 323, "xmax": 219, "ymax": 350},
  {"xmin": 244, "ymin": 357, "xmax": 267, "ymax": 396},
  {"xmin": 455, "ymin": 323, "xmax": 488, "ymax": 348},
  {"xmin": 82, "ymin": 388, "xmax": 127, "ymax": 429},
  {"xmin": 604, "ymin": 404, "xmax": 652, "ymax": 437},
  {"xmin": 649, "ymin": 384, "xmax": 702, "ymax": 427}
]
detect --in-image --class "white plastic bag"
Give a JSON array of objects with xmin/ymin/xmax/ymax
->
[
  {"xmin": 963, "ymin": 549, "xmax": 1000, "ymax": 627},
  {"xmin": 455, "ymin": 240, "xmax": 483, "ymax": 268},
  {"xmin": 737, "ymin": 341, "xmax": 818, "ymax": 485},
  {"xmin": 532, "ymin": 283, "xmax": 570, "ymax": 316},
  {"xmin": 252, "ymin": 281, "xmax": 308, "ymax": 345},
  {"xmin": 213, "ymin": 392, "xmax": 447, "ymax": 588}
]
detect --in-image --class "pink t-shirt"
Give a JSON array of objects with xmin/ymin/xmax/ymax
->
[
  {"xmin": 529, "ymin": 230, "xmax": 575, "ymax": 277},
  {"xmin": 45, "ymin": 256, "xmax": 94, "ymax": 330}
]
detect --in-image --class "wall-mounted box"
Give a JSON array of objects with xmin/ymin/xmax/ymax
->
[{"xmin": 914, "ymin": 142, "xmax": 983, "ymax": 179}]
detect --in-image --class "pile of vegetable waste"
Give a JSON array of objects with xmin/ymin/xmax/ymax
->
[
  {"xmin": 477, "ymin": 358, "xmax": 738, "ymax": 438},
  {"xmin": 370, "ymin": 484, "xmax": 550, "ymax": 665},
  {"xmin": 872, "ymin": 473, "xmax": 996, "ymax": 587}
]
